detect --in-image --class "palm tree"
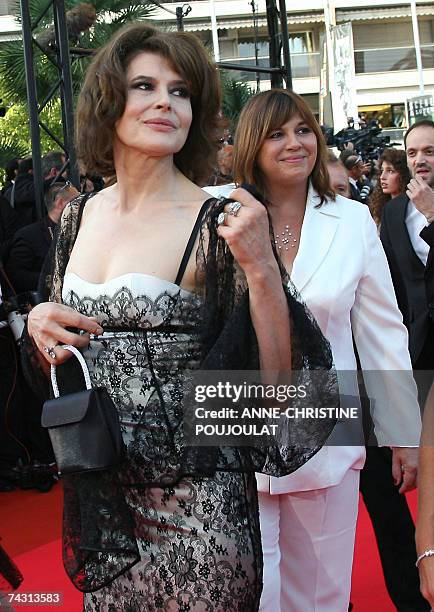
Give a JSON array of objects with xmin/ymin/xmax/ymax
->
[
  {"xmin": 220, "ymin": 70, "xmax": 254, "ymax": 135},
  {"xmin": 0, "ymin": 0, "xmax": 156, "ymax": 106},
  {"xmin": 0, "ymin": 137, "xmax": 29, "ymax": 167}
]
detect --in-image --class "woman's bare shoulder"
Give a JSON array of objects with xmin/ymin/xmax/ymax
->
[{"xmin": 77, "ymin": 185, "xmax": 116, "ymax": 223}]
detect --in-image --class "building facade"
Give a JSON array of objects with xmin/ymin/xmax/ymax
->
[
  {"xmin": 0, "ymin": 0, "xmax": 432, "ymax": 128},
  {"xmin": 152, "ymin": 0, "xmax": 434, "ymax": 127}
]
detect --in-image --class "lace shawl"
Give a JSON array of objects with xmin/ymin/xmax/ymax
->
[{"xmin": 21, "ymin": 194, "xmax": 337, "ymax": 591}]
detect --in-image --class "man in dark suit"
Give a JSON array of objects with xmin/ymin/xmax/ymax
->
[
  {"xmin": 381, "ymin": 120, "xmax": 434, "ymax": 371},
  {"xmin": 378, "ymin": 120, "xmax": 434, "ymax": 612},
  {"xmin": 403, "ymin": 123, "xmax": 434, "ymax": 358},
  {"xmin": 4, "ymin": 152, "xmax": 67, "ymax": 231},
  {"xmin": 326, "ymin": 151, "xmax": 430, "ymax": 611},
  {"xmin": 5, "ymin": 181, "xmax": 78, "ymax": 294},
  {"xmin": 422, "ymin": 223, "xmax": 434, "ymax": 320}
]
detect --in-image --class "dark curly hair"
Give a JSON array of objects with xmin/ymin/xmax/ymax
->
[
  {"xmin": 369, "ymin": 148, "xmax": 410, "ymax": 225},
  {"xmin": 75, "ymin": 23, "xmax": 222, "ymax": 185}
]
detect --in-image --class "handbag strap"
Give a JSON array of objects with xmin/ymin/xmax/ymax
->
[{"xmin": 50, "ymin": 345, "xmax": 92, "ymax": 398}]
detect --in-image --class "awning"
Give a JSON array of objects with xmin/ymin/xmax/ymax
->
[
  {"xmin": 182, "ymin": 12, "xmax": 324, "ymax": 31},
  {"xmin": 337, "ymin": 4, "xmax": 434, "ymax": 21},
  {"xmin": 158, "ymin": 3, "xmax": 434, "ymax": 32}
]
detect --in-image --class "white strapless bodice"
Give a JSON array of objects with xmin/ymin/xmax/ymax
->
[
  {"xmin": 62, "ymin": 272, "xmax": 198, "ymax": 329},
  {"xmin": 62, "ymin": 272, "xmax": 192, "ymax": 301}
]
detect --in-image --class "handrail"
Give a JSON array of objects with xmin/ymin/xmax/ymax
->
[{"xmin": 354, "ymin": 43, "xmax": 434, "ymax": 53}]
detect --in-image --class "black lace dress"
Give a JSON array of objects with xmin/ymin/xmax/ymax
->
[
  {"xmin": 23, "ymin": 193, "xmax": 337, "ymax": 611},
  {"xmin": 62, "ymin": 272, "xmax": 262, "ymax": 611}
]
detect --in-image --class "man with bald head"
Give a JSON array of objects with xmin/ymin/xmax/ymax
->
[{"xmin": 326, "ymin": 151, "xmax": 351, "ymax": 198}]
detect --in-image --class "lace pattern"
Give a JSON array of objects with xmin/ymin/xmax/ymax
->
[{"xmin": 20, "ymin": 193, "xmax": 338, "ymax": 598}]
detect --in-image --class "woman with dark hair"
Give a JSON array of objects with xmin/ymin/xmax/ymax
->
[
  {"xmin": 24, "ymin": 26, "xmax": 335, "ymax": 610},
  {"xmin": 370, "ymin": 148, "xmax": 411, "ymax": 225},
  {"xmin": 233, "ymin": 89, "xmax": 421, "ymax": 611}
]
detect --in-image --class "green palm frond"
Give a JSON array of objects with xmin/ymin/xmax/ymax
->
[
  {"xmin": 70, "ymin": 54, "xmax": 92, "ymax": 95},
  {"xmin": 87, "ymin": 21, "xmax": 127, "ymax": 51},
  {"xmin": 93, "ymin": 0, "xmax": 150, "ymax": 13},
  {"xmin": 220, "ymin": 72, "xmax": 254, "ymax": 133},
  {"xmin": 10, "ymin": 0, "xmax": 53, "ymax": 26},
  {"xmin": 109, "ymin": 6, "xmax": 155, "ymax": 26},
  {"xmin": 0, "ymin": 41, "xmax": 28, "ymax": 103},
  {"xmin": 0, "ymin": 138, "xmax": 29, "ymax": 167}
]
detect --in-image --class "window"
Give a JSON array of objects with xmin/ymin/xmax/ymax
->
[
  {"xmin": 289, "ymin": 32, "xmax": 314, "ymax": 54},
  {"xmin": 223, "ymin": 30, "xmax": 319, "ymax": 81},
  {"xmin": 236, "ymin": 31, "xmax": 314, "ymax": 61},
  {"xmin": 237, "ymin": 38, "xmax": 269, "ymax": 60}
]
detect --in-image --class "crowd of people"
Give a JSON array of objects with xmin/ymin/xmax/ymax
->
[
  {"xmin": 0, "ymin": 21, "xmax": 434, "ymax": 612},
  {"xmin": 0, "ymin": 151, "xmax": 97, "ymax": 495}
]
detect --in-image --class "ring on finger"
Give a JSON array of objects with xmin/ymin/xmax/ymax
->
[
  {"xmin": 217, "ymin": 212, "xmax": 228, "ymax": 227},
  {"xmin": 43, "ymin": 344, "xmax": 57, "ymax": 360},
  {"xmin": 227, "ymin": 202, "xmax": 242, "ymax": 217}
]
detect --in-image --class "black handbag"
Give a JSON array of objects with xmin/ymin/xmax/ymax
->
[{"xmin": 41, "ymin": 344, "xmax": 124, "ymax": 475}]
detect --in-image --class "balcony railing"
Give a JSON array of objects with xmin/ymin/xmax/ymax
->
[
  {"xmin": 221, "ymin": 44, "xmax": 434, "ymax": 81},
  {"xmin": 354, "ymin": 44, "xmax": 434, "ymax": 74},
  {"xmin": 220, "ymin": 52, "xmax": 320, "ymax": 80}
]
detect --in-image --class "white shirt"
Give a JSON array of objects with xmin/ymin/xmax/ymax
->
[
  {"xmin": 202, "ymin": 183, "xmax": 235, "ymax": 198},
  {"xmin": 406, "ymin": 200, "xmax": 430, "ymax": 265}
]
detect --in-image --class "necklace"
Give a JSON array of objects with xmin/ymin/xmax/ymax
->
[{"xmin": 274, "ymin": 224, "xmax": 298, "ymax": 251}]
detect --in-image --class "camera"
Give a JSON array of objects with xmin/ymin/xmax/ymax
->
[
  {"xmin": 323, "ymin": 124, "xmax": 397, "ymax": 162},
  {"xmin": 1, "ymin": 291, "xmax": 42, "ymax": 342}
]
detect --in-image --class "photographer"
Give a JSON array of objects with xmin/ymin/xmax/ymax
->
[
  {"xmin": 324, "ymin": 121, "xmax": 393, "ymax": 174},
  {"xmin": 0, "ymin": 281, "xmax": 57, "ymax": 491},
  {"xmin": 0, "ymin": 188, "xmax": 74, "ymax": 491},
  {"xmin": 341, "ymin": 153, "xmax": 372, "ymax": 204},
  {"xmin": 0, "ymin": 271, "xmax": 31, "ymax": 491}
]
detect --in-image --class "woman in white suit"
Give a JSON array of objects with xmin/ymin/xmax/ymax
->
[{"xmin": 233, "ymin": 89, "xmax": 422, "ymax": 611}]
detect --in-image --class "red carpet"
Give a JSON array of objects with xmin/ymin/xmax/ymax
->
[{"xmin": 0, "ymin": 485, "xmax": 421, "ymax": 611}]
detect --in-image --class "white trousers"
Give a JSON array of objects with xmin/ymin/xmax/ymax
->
[{"xmin": 258, "ymin": 468, "xmax": 360, "ymax": 612}]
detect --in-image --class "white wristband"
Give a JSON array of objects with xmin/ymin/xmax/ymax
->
[{"xmin": 416, "ymin": 549, "xmax": 434, "ymax": 568}]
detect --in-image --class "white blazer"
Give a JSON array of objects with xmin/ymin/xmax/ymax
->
[{"xmin": 256, "ymin": 184, "xmax": 421, "ymax": 494}]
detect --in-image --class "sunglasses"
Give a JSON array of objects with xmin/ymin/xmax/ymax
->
[{"xmin": 52, "ymin": 180, "xmax": 72, "ymax": 196}]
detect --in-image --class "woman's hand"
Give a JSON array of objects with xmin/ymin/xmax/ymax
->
[
  {"xmin": 218, "ymin": 187, "xmax": 292, "ymax": 373},
  {"xmin": 217, "ymin": 187, "xmax": 278, "ymax": 279},
  {"xmin": 28, "ymin": 302, "xmax": 103, "ymax": 365},
  {"xmin": 419, "ymin": 555, "xmax": 434, "ymax": 606}
]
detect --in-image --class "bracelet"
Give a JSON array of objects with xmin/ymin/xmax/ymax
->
[{"xmin": 416, "ymin": 549, "xmax": 434, "ymax": 568}]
